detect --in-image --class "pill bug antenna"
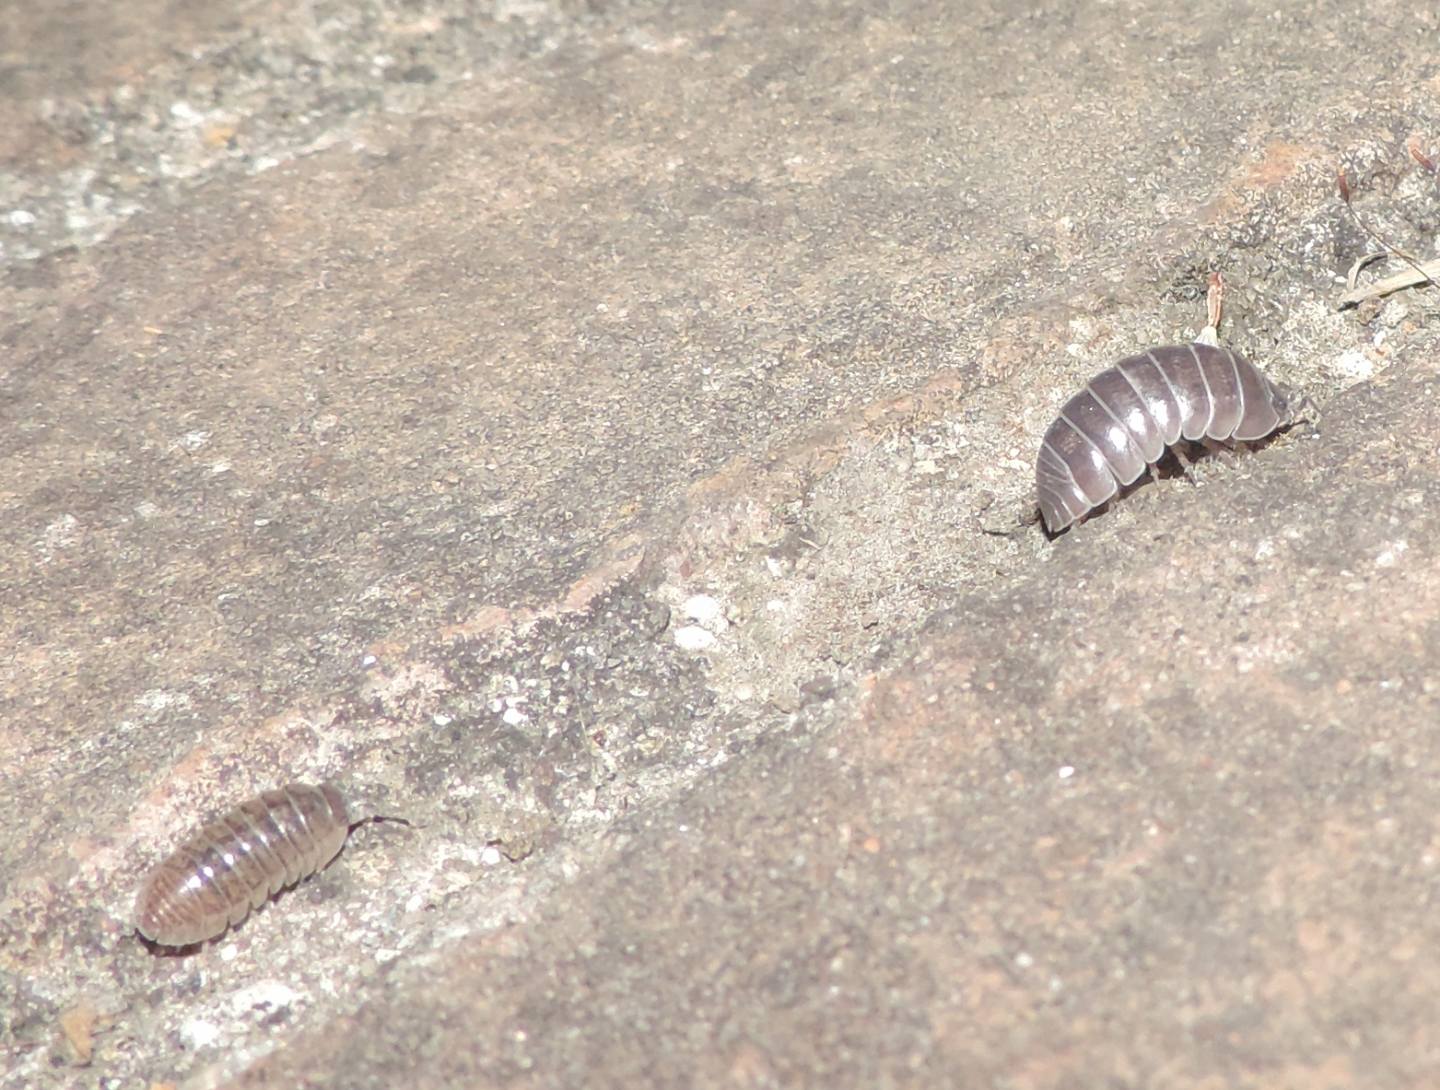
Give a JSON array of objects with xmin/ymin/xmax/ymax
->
[
  {"xmin": 355, "ymin": 812, "xmax": 415, "ymax": 831},
  {"xmin": 1336, "ymin": 164, "xmax": 1439, "ymax": 293},
  {"xmin": 979, "ymin": 498, "xmax": 1039, "ymax": 540},
  {"xmin": 1195, "ymin": 271, "xmax": 1223, "ymax": 347},
  {"xmin": 350, "ymin": 796, "xmax": 417, "ymax": 832}
]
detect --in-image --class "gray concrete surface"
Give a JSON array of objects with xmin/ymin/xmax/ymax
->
[{"xmin": 3, "ymin": 1, "xmax": 1440, "ymax": 1087}]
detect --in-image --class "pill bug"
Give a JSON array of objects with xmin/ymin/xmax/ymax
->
[
  {"xmin": 1034, "ymin": 277, "xmax": 1308, "ymax": 534},
  {"xmin": 135, "ymin": 783, "xmax": 354, "ymax": 948}
]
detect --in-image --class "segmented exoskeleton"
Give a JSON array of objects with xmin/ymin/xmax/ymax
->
[
  {"xmin": 1035, "ymin": 342, "xmax": 1297, "ymax": 533},
  {"xmin": 135, "ymin": 783, "xmax": 353, "ymax": 947},
  {"xmin": 1035, "ymin": 275, "xmax": 1306, "ymax": 534}
]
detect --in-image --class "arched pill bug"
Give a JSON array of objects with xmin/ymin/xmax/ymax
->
[
  {"xmin": 1034, "ymin": 276, "xmax": 1310, "ymax": 534},
  {"xmin": 135, "ymin": 782, "xmax": 354, "ymax": 948},
  {"xmin": 1035, "ymin": 343, "xmax": 1299, "ymax": 533}
]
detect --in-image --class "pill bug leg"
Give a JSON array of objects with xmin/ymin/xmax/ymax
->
[
  {"xmin": 1199, "ymin": 437, "xmax": 1238, "ymax": 467},
  {"xmin": 1289, "ymin": 392, "xmax": 1321, "ymax": 431},
  {"xmin": 1168, "ymin": 443, "xmax": 1198, "ymax": 481}
]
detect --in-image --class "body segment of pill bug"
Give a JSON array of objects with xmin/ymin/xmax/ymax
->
[
  {"xmin": 1035, "ymin": 343, "xmax": 1297, "ymax": 534},
  {"xmin": 135, "ymin": 783, "xmax": 352, "ymax": 947}
]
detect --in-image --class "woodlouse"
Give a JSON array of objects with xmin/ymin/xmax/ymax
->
[
  {"xmin": 1035, "ymin": 278, "xmax": 1307, "ymax": 534},
  {"xmin": 135, "ymin": 783, "xmax": 353, "ymax": 947}
]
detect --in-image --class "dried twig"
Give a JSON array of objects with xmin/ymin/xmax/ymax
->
[
  {"xmin": 1408, "ymin": 135, "xmax": 1437, "ymax": 176},
  {"xmin": 1335, "ymin": 165, "xmax": 1439, "ymax": 309},
  {"xmin": 1345, "ymin": 251, "xmax": 1388, "ymax": 291},
  {"xmin": 1336, "ymin": 258, "xmax": 1440, "ymax": 308},
  {"xmin": 1195, "ymin": 271, "xmax": 1224, "ymax": 345}
]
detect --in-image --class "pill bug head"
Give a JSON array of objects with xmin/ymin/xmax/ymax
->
[
  {"xmin": 1265, "ymin": 379, "xmax": 1320, "ymax": 432},
  {"xmin": 1268, "ymin": 380, "xmax": 1296, "ymax": 426}
]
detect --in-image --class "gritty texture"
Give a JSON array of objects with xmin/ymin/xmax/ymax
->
[{"xmin": 4, "ymin": 1, "xmax": 1440, "ymax": 1088}]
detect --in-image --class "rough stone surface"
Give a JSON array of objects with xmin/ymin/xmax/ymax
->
[{"xmin": 3, "ymin": 1, "xmax": 1440, "ymax": 1087}]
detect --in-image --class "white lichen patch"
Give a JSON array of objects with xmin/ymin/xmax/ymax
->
[
  {"xmin": 136, "ymin": 689, "xmax": 191, "ymax": 716},
  {"xmin": 38, "ymin": 513, "xmax": 81, "ymax": 557},
  {"xmin": 172, "ymin": 429, "xmax": 213, "ymax": 453},
  {"xmin": 180, "ymin": 1016, "xmax": 224, "ymax": 1049},
  {"xmin": 1375, "ymin": 540, "xmax": 1408, "ymax": 568},
  {"xmin": 1331, "ymin": 348, "xmax": 1375, "ymax": 381}
]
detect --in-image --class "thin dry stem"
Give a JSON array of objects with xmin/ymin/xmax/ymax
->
[
  {"xmin": 1206, "ymin": 271, "xmax": 1224, "ymax": 331},
  {"xmin": 1336, "ymin": 258, "xmax": 1440, "ymax": 309},
  {"xmin": 1336, "ymin": 165, "xmax": 1439, "ymax": 304}
]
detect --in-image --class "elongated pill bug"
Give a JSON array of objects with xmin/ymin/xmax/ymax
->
[
  {"xmin": 1035, "ymin": 275, "xmax": 1312, "ymax": 535},
  {"xmin": 135, "ymin": 782, "xmax": 375, "ymax": 949}
]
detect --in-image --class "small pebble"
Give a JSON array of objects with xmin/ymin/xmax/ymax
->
[{"xmin": 674, "ymin": 625, "xmax": 716, "ymax": 651}]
